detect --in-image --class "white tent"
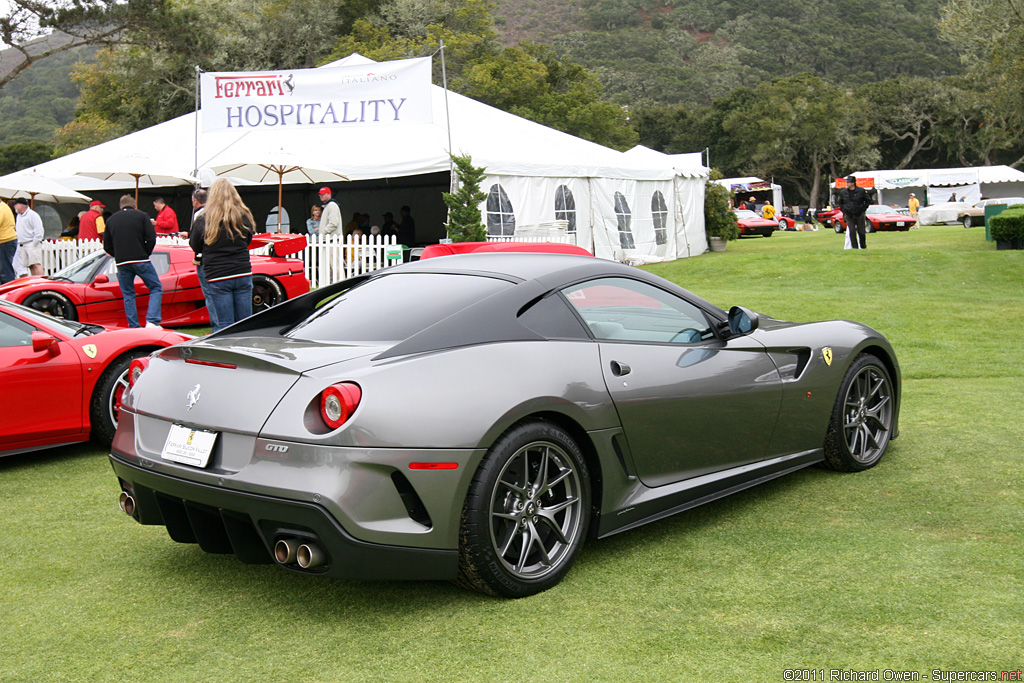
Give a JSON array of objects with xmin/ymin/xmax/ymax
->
[
  {"xmin": 849, "ymin": 166, "xmax": 1024, "ymax": 207},
  {"xmin": 21, "ymin": 55, "xmax": 709, "ymax": 262}
]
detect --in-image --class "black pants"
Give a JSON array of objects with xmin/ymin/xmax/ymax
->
[{"xmin": 847, "ymin": 213, "xmax": 867, "ymax": 249}]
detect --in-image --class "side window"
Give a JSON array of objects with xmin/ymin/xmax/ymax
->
[
  {"xmin": 561, "ymin": 277, "xmax": 712, "ymax": 344},
  {"xmin": 267, "ymin": 207, "xmax": 290, "ymax": 233},
  {"xmin": 518, "ymin": 294, "xmax": 588, "ymax": 339},
  {"xmin": 613, "ymin": 192, "xmax": 635, "ymax": 249},
  {"xmin": 652, "ymin": 191, "xmax": 668, "ymax": 245},
  {"xmin": 555, "ymin": 185, "xmax": 577, "ymax": 233},
  {"xmin": 487, "ymin": 184, "xmax": 516, "ymax": 236},
  {"xmin": 0, "ymin": 312, "xmax": 36, "ymax": 348},
  {"xmin": 149, "ymin": 252, "xmax": 171, "ymax": 275}
]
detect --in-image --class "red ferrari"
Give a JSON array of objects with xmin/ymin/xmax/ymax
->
[
  {"xmin": 0, "ymin": 235, "xmax": 310, "ymax": 328},
  {"xmin": 730, "ymin": 209, "xmax": 777, "ymax": 237},
  {"xmin": 817, "ymin": 206, "xmax": 915, "ymax": 233},
  {"xmin": 0, "ymin": 298, "xmax": 190, "ymax": 456}
]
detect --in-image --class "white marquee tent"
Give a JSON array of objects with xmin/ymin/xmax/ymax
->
[
  {"xmin": 21, "ymin": 55, "xmax": 709, "ymax": 262},
  {"xmin": 848, "ymin": 166, "xmax": 1024, "ymax": 207}
]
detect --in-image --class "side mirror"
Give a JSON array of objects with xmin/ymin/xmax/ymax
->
[
  {"xmin": 727, "ymin": 306, "xmax": 760, "ymax": 336},
  {"xmin": 31, "ymin": 331, "xmax": 59, "ymax": 354},
  {"xmin": 93, "ymin": 274, "xmax": 109, "ymax": 285}
]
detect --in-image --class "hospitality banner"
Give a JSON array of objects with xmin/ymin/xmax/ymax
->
[{"xmin": 201, "ymin": 57, "xmax": 432, "ymax": 132}]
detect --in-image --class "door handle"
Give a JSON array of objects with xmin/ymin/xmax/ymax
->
[{"xmin": 610, "ymin": 361, "xmax": 631, "ymax": 376}]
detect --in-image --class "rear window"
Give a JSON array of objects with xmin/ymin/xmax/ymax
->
[{"xmin": 285, "ymin": 272, "xmax": 513, "ymax": 343}]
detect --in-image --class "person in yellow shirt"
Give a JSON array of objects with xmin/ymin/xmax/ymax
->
[
  {"xmin": 761, "ymin": 200, "xmax": 776, "ymax": 221},
  {"xmin": 908, "ymin": 193, "xmax": 920, "ymax": 227},
  {"xmin": 1, "ymin": 200, "xmax": 17, "ymax": 283}
]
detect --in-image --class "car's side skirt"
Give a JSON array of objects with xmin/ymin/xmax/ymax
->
[{"xmin": 596, "ymin": 449, "xmax": 824, "ymax": 538}]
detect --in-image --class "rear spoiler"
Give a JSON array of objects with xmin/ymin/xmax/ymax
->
[{"xmin": 249, "ymin": 233, "xmax": 307, "ymax": 256}]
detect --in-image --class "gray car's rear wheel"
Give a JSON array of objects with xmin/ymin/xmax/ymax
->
[
  {"xmin": 823, "ymin": 354, "xmax": 894, "ymax": 472},
  {"xmin": 457, "ymin": 420, "xmax": 590, "ymax": 597}
]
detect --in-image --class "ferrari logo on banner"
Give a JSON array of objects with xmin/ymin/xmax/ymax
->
[
  {"xmin": 83, "ymin": 344, "xmax": 98, "ymax": 359},
  {"xmin": 200, "ymin": 57, "xmax": 432, "ymax": 132},
  {"xmin": 822, "ymin": 348, "xmax": 833, "ymax": 366}
]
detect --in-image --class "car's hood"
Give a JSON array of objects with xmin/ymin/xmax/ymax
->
[
  {"xmin": 0, "ymin": 276, "xmax": 49, "ymax": 295},
  {"xmin": 867, "ymin": 213, "xmax": 908, "ymax": 220}
]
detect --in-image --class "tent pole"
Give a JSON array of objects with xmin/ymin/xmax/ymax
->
[
  {"xmin": 440, "ymin": 40, "xmax": 455, "ymax": 239},
  {"xmin": 194, "ymin": 65, "xmax": 201, "ymax": 181}
]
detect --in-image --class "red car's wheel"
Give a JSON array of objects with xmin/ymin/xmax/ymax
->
[
  {"xmin": 90, "ymin": 349, "xmax": 150, "ymax": 446},
  {"xmin": 252, "ymin": 274, "xmax": 286, "ymax": 312},
  {"xmin": 23, "ymin": 291, "xmax": 78, "ymax": 321}
]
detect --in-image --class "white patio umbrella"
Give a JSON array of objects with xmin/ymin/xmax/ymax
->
[
  {"xmin": 0, "ymin": 171, "xmax": 91, "ymax": 208},
  {"xmin": 75, "ymin": 154, "xmax": 199, "ymax": 203},
  {"xmin": 209, "ymin": 151, "xmax": 349, "ymax": 231}
]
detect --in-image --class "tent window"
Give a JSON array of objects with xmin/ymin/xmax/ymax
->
[
  {"xmin": 651, "ymin": 191, "xmax": 668, "ymax": 245},
  {"xmin": 555, "ymin": 185, "xmax": 576, "ymax": 233},
  {"xmin": 487, "ymin": 184, "xmax": 516, "ymax": 236},
  {"xmin": 613, "ymin": 192, "xmax": 635, "ymax": 249},
  {"xmin": 266, "ymin": 207, "xmax": 291, "ymax": 234}
]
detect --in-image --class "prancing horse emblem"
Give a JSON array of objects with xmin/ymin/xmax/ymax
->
[
  {"xmin": 186, "ymin": 384, "xmax": 201, "ymax": 411},
  {"xmin": 822, "ymin": 348, "xmax": 833, "ymax": 366}
]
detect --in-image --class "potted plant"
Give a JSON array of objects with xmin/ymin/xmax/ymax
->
[
  {"xmin": 704, "ymin": 171, "xmax": 740, "ymax": 251},
  {"xmin": 989, "ymin": 207, "xmax": 1024, "ymax": 250}
]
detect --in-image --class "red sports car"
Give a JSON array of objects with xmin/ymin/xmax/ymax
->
[
  {"xmin": 0, "ymin": 298, "xmax": 190, "ymax": 456},
  {"xmin": 0, "ymin": 235, "xmax": 309, "ymax": 328},
  {"xmin": 731, "ymin": 209, "xmax": 777, "ymax": 237},
  {"xmin": 817, "ymin": 206, "xmax": 915, "ymax": 233}
]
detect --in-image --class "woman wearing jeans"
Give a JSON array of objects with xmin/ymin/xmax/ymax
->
[{"xmin": 189, "ymin": 178, "xmax": 254, "ymax": 332}]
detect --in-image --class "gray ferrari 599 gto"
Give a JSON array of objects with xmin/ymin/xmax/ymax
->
[{"xmin": 110, "ymin": 253, "xmax": 900, "ymax": 597}]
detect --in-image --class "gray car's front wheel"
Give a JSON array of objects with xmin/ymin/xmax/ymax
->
[
  {"xmin": 823, "ymin": 354, "xmax": 895, "ymax": 472},
  {"xmin": 457, "ymin": 421, "xmax": 590, "ymax": 598}
]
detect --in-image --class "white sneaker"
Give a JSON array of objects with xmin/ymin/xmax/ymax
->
[{"xmin": 145, "ymin": 322, "xmax": 162, "ymax": 329}]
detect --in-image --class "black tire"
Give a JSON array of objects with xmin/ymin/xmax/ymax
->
[
  {"xmin": 834, "ymin": 223, "xmax": 843, "ymax": 234},
  {"xmin": 823, "ymin": 354, "xmax": 895, "ymax": 472},
  {"xmin": 962, "ymin": 216, "xmax": 973, "ymax": 228},
  {"xmin": 457, "ymin": 420, "xmax": 590, "ymax": 598},
  {"xmin": 90, "ymin": 349, "xmax": 149, "ymax": 446},
  {"xmin": 23, "ymin": 291, "xmax": 78, "ymax": 321},
  {"xmin": 866, "ymin": 224, "xmax": 875, "ymax": 233},
  {"xmin": 764, "ymin": 229, "xmax": 773, "ymax": 237},
  {"xmin": 252, "ymin": 274, "xmax": 286, "ymax": 313}
]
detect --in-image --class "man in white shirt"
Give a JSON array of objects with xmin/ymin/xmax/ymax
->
[{"xmin": 13, "ymin": 198, "xmax": 45, "ymax": 276}]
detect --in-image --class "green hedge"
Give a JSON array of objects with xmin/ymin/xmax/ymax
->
[{"xmin": 989, "ymin": 206, "xmax": 1024, "ymax": 242}]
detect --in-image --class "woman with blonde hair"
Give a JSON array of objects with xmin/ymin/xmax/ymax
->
[{"xmin": 189, "ymin": 178, "xmax": 254, "ymax": 331}]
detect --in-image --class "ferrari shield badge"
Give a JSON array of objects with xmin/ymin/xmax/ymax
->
[
  {"xmin": 822, "ymin": 347, "xmax": 833, "ymax": 366},
  {"xmin": 83, "ymin": 344, "xmax": 98, "ymax": 359}
]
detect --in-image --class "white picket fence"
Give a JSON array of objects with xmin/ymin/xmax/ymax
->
[{"xmin": 37, "ymin": 231, "xmax": 580, "ymax": 289}]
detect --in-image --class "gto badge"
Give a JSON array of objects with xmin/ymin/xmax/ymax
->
[
  {"xmin": 186, "ymin": 384, "xmax": 201, "ymax": 411},
  {"xmin": 265, "ymin": 444, "xmax": 289, "ymax": 453},
  {"xmin": 83, "ymin": 344, "xmax": 98, "ymax": 359},
  {"xmin": 822, "ymin": 347, "xmax": 833, "ymax": 366}
]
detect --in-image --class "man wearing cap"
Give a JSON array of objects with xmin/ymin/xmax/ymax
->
[
  {"xmin": 13, "ymin": 198, "xmax": 45, "ymax": 276},
  {"xmin": 838, "ymin": 175, "xmax": 871, "ymax": 249},
  {"xmin": 908, "ymin": 192, "xmax": 920, "ymax": 226},
  {"xmin": 105, "ymin": 194, "xmax": 162, "ymax": 328},
  {"xmin": 318, "ymin": 187, "xmax": 342, "ymax": 236},
  {"xmin": 79, "ymin": 200, "xmax": 106, "ymax": 241},
  {"xmin": 152, "ymin": 197, "xmax": 179, "ymax": 235},
  {"xmin": 0, "ymin": 200, "xmax": 17, "ymax": 283}
]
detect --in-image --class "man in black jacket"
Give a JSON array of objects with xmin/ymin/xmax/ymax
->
[
  {"xmin": 103, "ymin": 194, "xmax": 163, "ymax": 327},
  {"xmin": 838, "ymin": 175, "xmax": 871, "ymax": 249}
]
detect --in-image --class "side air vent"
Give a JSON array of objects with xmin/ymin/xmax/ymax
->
[
  {"xmin": 611, "ymin": 434, "xmax": 635, "ymax": 479},
  {"xmin": 391, "ymin": 471, "xmax": 433, "ymax": 528}
]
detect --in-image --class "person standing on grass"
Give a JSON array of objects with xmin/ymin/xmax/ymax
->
[
  {"xmin": 838, "ymin": 175, "xmax": 871, "ymax": 250},
  {"xmin": 104, "ymin": 194, "xmax": 163, "ymax": 328},
  {"xmin": 190, "ymin": 178, "xmax": 254, "ymax": 332}
]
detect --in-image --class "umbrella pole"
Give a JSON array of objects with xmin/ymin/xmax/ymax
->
[
  {"xmin": 134, "ymin": 176, "xmax": 140, "ymax": 205},
  {"xmin": 277, "ymin": 174, "xmax": 283, "ymax": 233}
]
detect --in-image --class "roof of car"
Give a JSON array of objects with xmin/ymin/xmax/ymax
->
[{"xmin": 391, "ymin": 252, "xmax": 626, "ymax": 283}]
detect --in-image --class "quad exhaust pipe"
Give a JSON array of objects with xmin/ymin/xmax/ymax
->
[
  {"xmin": 275, "ymin": 537, "xmax": 327, "ymax": 569},
  {"xmin": 118, "ymin": 492, "xmax": 136, "ymax": 516}
]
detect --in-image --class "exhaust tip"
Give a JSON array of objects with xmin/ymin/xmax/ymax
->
[
  {"xmin": 118, "ymin": 492, "xmax": 136, "ymax": 516},
  {"xmin": 274, "ymin": 538, "xmax": 300, "ymax": 565},
  {"xmin": 296, "ymin": 542, "xmax": 326, "ymax": 569}
]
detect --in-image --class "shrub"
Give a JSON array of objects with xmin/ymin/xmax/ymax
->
[
  {"xmin": 704, "ymin": 170, "xmax": 740, "ymax": 241},
  {"xmin": 443, "ymin": 154, "xmax": 488, "ymax": 243},
  {"xmin": 989, "ymin": 207, "xmax": 1024, "ymax": 243}
]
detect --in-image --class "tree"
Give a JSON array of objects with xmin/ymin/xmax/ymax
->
[
  {"xmin": 857, "ymin": 77, "xmax": 954, "ymax": 169},
  {"xmin": 0, "ymin": 141, "xmax": 53, "ymax": 174},
  {"xmin": 443, "ymin": 153, "xmax": 487, "ymax": 242}
]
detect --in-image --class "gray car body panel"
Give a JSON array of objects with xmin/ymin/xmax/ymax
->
[{"xmin": 109, "ymin": 253, "xmax": 901, "ymax": 580}]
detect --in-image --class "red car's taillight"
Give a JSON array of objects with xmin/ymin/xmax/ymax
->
[
  {"xmin": 319, "ymin": 382, "xmax": 361, "ymax": 430},
  {"xmin": 128, "ymin": 357, "xmax": 150, "ymax": 387}
]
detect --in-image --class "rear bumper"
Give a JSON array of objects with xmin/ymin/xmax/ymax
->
[{"xmin": 110, "ymin": 455, "xmax": 459, "ymax": 580}]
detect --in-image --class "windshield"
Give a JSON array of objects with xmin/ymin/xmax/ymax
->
[
  {"xmin": 733, "ymin": 210, "xmax": 757, "ymax": 219},
  {"xmin": 50, "ymin": 250, "xmax": 112, "ymax": 283},
  {"xmin": 865, "ymin": 205, "xmax": 897, "ymax": 215},
  {"xmin": 1, "ymin": 301, "xmax": 94, "ymax": 336},
  {"xmin": 286, "ymin": 272, "xmax": 513, "ymax": 344}
]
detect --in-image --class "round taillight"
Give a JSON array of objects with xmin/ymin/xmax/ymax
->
[
  {"xmin": 128, "ymin": 357, "xmax": 150, "ymax": 386},
  {"xmin": 319, "ymin": 382, "xmax": 361, "ymax": 430}
]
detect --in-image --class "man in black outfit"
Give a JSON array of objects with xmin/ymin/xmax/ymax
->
[
  {"xmin": 104, "ymin": 194, "xmax": 163, "ymax": 327},
  {"xmin": 838, "ymin": 175, "xmax": 871, "ymax": 249}
]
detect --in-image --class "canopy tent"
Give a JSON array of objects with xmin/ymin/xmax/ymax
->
[
  {"xmin": 848, "ymin": 166, "xmax": 1024, "ymax": 207},
  {"xmin": 20, "ymin": 54, "xmax": 709, "ymax": 262},
  {"xmin": 714, "ymin": 177, "xmax": 784, "ymax": 212}
]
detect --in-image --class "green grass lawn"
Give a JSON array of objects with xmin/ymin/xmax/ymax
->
[{"xmin": 2, "ymin": 226, "xmax": 1021, "ymax": 682}]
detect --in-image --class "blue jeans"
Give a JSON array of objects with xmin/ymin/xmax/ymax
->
[
  {"xmin": 117, "ymin": 261, "xmax": 163, "ymax": 327},
  {"xmin": 197, "ymin": 264, "xmax": 220, "ymax": 330},
  {"xmin": 206, "ymin": 275, "xmax": 252, "ymax": 332},
  {"xmin": 0, "ymin": 239, "xmax": 15, "ymax": 284}
]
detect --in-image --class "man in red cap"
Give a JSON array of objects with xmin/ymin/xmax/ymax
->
[
  {"xmin": 78, "ymin": 200, "xmax": 106, "ymax": 241},
  {"xmin": 317, "ymin": 186, "xmax": 341, "ymax": 236}
]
